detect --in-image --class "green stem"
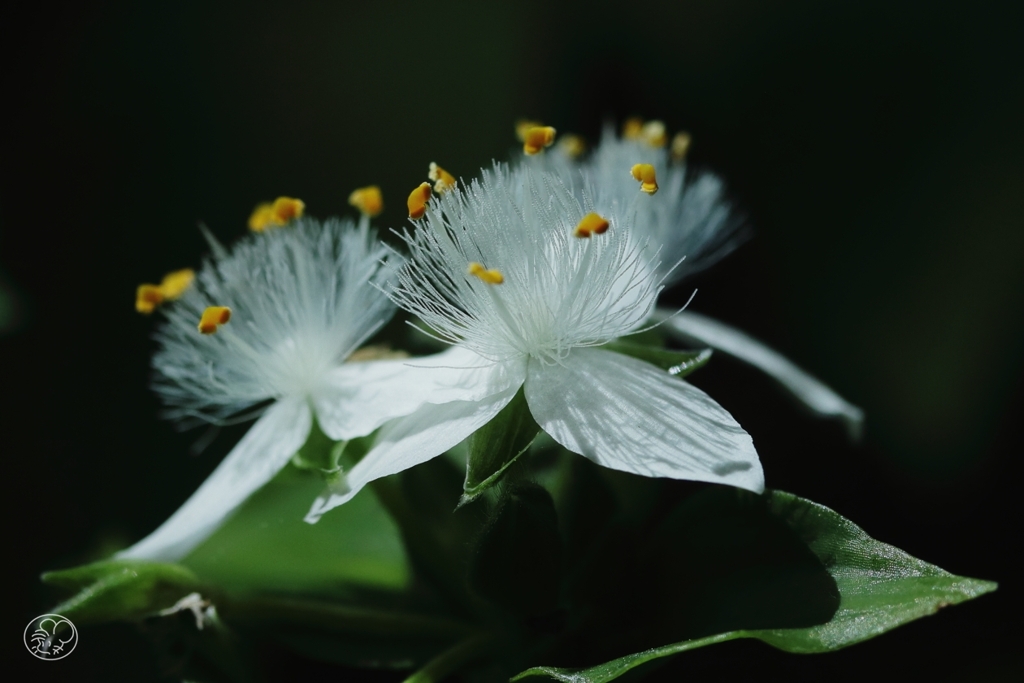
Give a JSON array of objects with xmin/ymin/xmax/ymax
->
[{"xmin": 401, "ymin": 633, "xmax": 497, "ymax": 683}]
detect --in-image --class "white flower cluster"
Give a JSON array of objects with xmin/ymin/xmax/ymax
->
[{"xmin": 123, "ymin": 120, "xmax": 861, "ymax": 561}]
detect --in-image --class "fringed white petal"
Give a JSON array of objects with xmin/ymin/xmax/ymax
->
[
  {"xmin": 657, "ymin": 308, "xmax": 864, "ymax": 439},
  {"xmin": 305, "ymin": 360, "xmax": 525, "ymax": 523},
  {"xmin": 524, "ymin": 348, "xmax": 764, "ymax": 493},
  {"xmin": 119, "ymin": 397, "xmax": 312, "ymax": 561},
  {"xmin": 154, "ymin": 218, "xmax": 396, "ymax": 426},
  {"xmin": 313, "ymin": 346, "xmax": 523, "ymax": 440}
]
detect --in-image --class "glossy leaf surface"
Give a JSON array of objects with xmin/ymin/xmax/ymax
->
[{"xmin": 514, "ymin": 489, "xmax": 997, "ymax": 682}]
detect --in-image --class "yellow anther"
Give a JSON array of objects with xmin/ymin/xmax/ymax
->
[
  {"xmin": 271, "ymin": 196, "xmax": 304, "ymax": 222},
  {"xmin": 558, "ymin": 134, "xmax": 587, "ymax": 158},
  {"xmin": 160, "ymin": 268, "xmax": 195, "ymax": 300},
  {"xmin": 248, "ymin": 202, "xmax": 275, "ymax": 231},
  {"xmin": 622, "ymin": 117, "xmax": 644, "ymax": 139},
  {"xmin": 249, "ymin": 196, "xmax": 305, "ymax": 231},
  {"xmin": 136, "ymin": 284, "xmax": 164, "ymax": 314},
  {"xmin": 523, "ymin": 126, "xmax": 556, "ymax": 155},
  {"xmin": 515, "ymin": 119, "xmax": 542, "ymax": 142},
  {"xmin": 467, "ymin": 262, "xmax": 504, "ymax": 285},
  {"xmin": 428, "ymin": 162, "xmax": 457, "ymax": 193},
  {"xmin": 198, "ymin": 306, "xmax": 232, "ymax": 334},
  {"xmin": 135, "ymin": 268, "xmax": 194, "ymax": 314},
  {"xmin": 631, "ymin": 163, "xmax": 659, "ymax": 195},
  {"xmin": 640, "ymin": 120, "xmax": 667, "ymax": 147},
  {"xmin": 671, "ymin": 131, "xmax": 692, "ymax": 161},
  {"xmin": 407, "ymin": 182, "xmax": 432, "ymax": 219},
  {"xmin": 348, "ymin": 185, "xmax": 384, "ymax": 217},
  {"xmin": 573, "ymin": 212, "xmax": 610, "ymax": 238}
]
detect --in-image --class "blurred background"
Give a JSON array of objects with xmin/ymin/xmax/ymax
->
[{"xmin": 3, "ymin": 0, "xmax": 1021, "ymax": 679}]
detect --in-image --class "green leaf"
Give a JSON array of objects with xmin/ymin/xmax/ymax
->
[
  {"xmin": 513, "ymin": 489, "xmax": 997, "ymax": 682},
  {"xmin": 604, "ymin": 342, "xmax": 712, "ymax": 378},
  {"xmin": 41, "ymin": 560, "xmax": 203, "ymax": 625},
  {"xmin": 183, "ymin": 464, "xmax": 410, "ymax": 597},
  {"xmin": 461, "ymin": 386, "xmax": 540, "ymax": 505},
  {"xmin": 469, "ymin": 482, "xmax": 562, "ymax": 619}
]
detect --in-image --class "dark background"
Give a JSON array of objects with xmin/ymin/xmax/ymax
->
[{"xmin": 3, "ymin": 0, "xmax": 1021, "ymax": 680}]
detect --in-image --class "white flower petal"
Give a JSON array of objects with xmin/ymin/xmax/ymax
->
[
  {"xmin": 305, "ymin": 361, "xmax": 525, "ymax": 523},
  {"xmin": 119, "ymin": 397, "xmax": 313, "ymax": 561},
  {"xmin": 657, "ymin": 308, "xmax": 864, "ymax": 439},
  {"xmin": 524, "ymin": 347, "xmax": 764, "ymax": 492},
  {"xmin": 313, "ymin": 346, "xmax": 522, "ymax": 440}
]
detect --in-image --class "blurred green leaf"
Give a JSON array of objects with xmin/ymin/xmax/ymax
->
[
  {"xmin": 513, "ymin": 489, "xmax": 997, "ymax": 682},
  {"xmin": 604, "ymin": 342, "xmax": 712, "ymax": 377},
  {"xmin": 42, "ymin": 560, "xmax": 202, "ymax": 624},
  {"xmin": 469, "ymin": 482, "xmax": 562, "ymax": 619},
  {"xmin": 462, "ymin": 386, "xmax": 540, "ymax": 506},
  {"xmin": 183, "ymin": 464, "xmax": 410, "ymax": 597}
]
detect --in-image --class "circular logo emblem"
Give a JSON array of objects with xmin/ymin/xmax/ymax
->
[{"xmin": 24, "ymin": 614, "xmax": 78, "ymax": 660}]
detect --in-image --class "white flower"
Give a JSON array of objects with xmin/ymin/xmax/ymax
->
[
  {"xmin": 581, "ymin": 123, "xmax": 743, "ymax": 284},
  {"xmin": 121, "ymin": 217, "xmax": 432, "ymax": 561},
  {"xmin": 544, "ymin": 123, "xmax": 864, "ymax": 435},
  {"xmin": 305, "ymin": 163, "xmax": 763, "ymax": 522}
]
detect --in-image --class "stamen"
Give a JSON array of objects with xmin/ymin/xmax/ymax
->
[
  {"xmin": 348, "ymin": 185, "xmax": 383, "ymax": 217},
  {"xmin": 467, "ymin": 262, "xmax": 504, "ymax": 285},
  {"xmin": 515, "ymin": 119, "xmax": 542, "ymax": 142},
  {"xmin": 271, "ymin": 196, "xmax": 305, "ymax": 223},
  {"xmin": 136, "ymin": 284, "xmax": 164, "ymax": 314},
  {"xmin": 631, "ymin": 163, "xmax": 659, "ymax": 195},
  {"xmin": 622, "ymin": 117, "xmax": 644, "ymax": 139},
  {"xmin": 523, "ymin": 126, "xmax": 556, "ymax": 155},
  {"xmin": 135, "ymin": 268, "xmax": 194, "ymax": 314},
  {"xmin": 428, "ymin": 163, "xmax": 457, "ymax": 193},
  {"xmin": 640, "ymin": 120, "xmax": 667, "ymax": 147},
  {"xmin": 248, "ymin": 202, "xmax": 274, "ymax": 232},
  {"xmin": 248, "ymin": 196, "xmax": 305, "ymax": 231},
  {"xmin": 407, "ymin": 182, "xmax": 432, "ymax": 220},
  {"xmin": 574, "ymin": 212, "xmax": 610, "ymax": 238},
  {"xmin": 557, "ymin": 134, "xmax": 587, "ymax": 158},
  {"xmin": 198, "ymin": 306, "xmax": 232, "ymax": 334},
  {"xmin": 671, "ymin": 131, "xmax": 692, "ymax": 161},
  {"xmin": 160, "ymin": 268, "xmax": 195, "ymax": 300}
]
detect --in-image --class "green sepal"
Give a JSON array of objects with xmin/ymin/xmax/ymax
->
[
  {"xmin": 604, "ymin": 341, "xmax": 712, "ymax": 378},
  {"xmin": 41, "ymin": 560, "xmax": 203, "ymax": 625},
  {"xmin": 469, "ymin": 481, "xmax": 562, "ymax": 619},
  {"xmin": 461, "ymin": 385, "xmax": 540, "ymax": 506},
  {"xmin": 290, "ymin": 416, "xmax": 346, "ymax": 475},
  {"xmin": 512, "ymin": 489, "xmax": 997, "ymax": 682}
]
